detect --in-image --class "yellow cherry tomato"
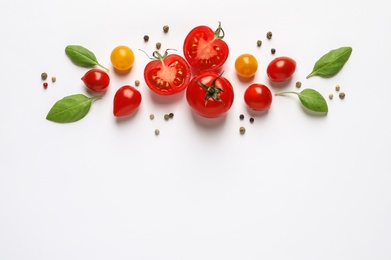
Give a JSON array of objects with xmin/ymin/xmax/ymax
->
[
  {"xmin": 110, "ymin": 45, "xmax": 135, "ymax": 71},
  {"xmin": 234, "ymin": 53, "xmax": 258, "ymax": 78}
]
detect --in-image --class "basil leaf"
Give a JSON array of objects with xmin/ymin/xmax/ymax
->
[
  {"xmin": 275, "ymin": 88, "xmax": 328, "ymax": 114},
  {"xmin": 306, "ymin": 46, "xmax": 352, "ymax": 78},
  {"xmin": 65, "ymin": 45, "xmax": 109, "ymax": 71},
  {"xmin": 46, "ymin": 94, "xmax": 99, "ymax": 123}
]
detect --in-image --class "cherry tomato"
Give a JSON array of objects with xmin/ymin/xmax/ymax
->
[
  {"xmin": 143, "ymin": 50, "xmax": 191, "ymax": 96},
  {"xmin": 113, "ymin": 85, "xmax": 142, "ymax": 117},
  {"xmin": 235, "ymin": 54, "xmax": 258, "ymax": 78},
  {"xmin": 81, "ymin": 69, "xmax": 110, "ymax": 92},
  {"xmin": 267, "ymin": 56, "xmax": 296, "ymax": 82},
  {"xmin": 110, "ymin": 45, "xmax": 135, "ymax": 71},
  {"xmin": 183, "ymin": 22, "xmax": 229, "ymax": 72},
  {"xmin": 186, "ymin": 71, "xmax": 234, "ymax": 118},
  {"xmin": 244, "ymin": 84, "xmax": 272, "ymax": 111}
]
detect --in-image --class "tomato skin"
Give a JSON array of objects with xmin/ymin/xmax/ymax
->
[
  {"xmin": 110, "ymin": 45, "xmax": 135, "ymax": 71},
  {"xmin": 244, "ymin": 84, "xmax": 272, "ymax": 111},
  {"xmin": 183, "ymin": 23, "xmax": 229, "ymax": 72},
  {"xmin": 144, "ymin": 53, "xmax": 191, "ymax": 96},
  {"xmin": 81, "ymin": 69, "xmax": 110, "ymax": 92},
  {"xmin": 113, "ymin": 85, "xmax": 142, "ymax": 117},
  {"xmin": 186, "ymin": 71, "xmax": 234, "ymax": 118},
  {"xmin": 266, "ymin": 56, "xmax": 296, "ymax": 82},
  {"xmin": 235, "ymin": 54, "xmax": 258, "ymax": 78}
]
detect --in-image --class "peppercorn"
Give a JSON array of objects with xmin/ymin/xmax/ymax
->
[
  {"xmin": 164, "ymin": 114, "xmax": 170, "ymax": 120},
  {"xmin": 155, "ymin": 129, "xmax": 160, "ymax": 136},
  {"xmin": 329, "ymin": 93, "xmax": 334, "ymax": 100},
  {"xmin": 339, "ymin": 92, "xmax": 345, "ymax": 99},
  {"xmin": 239, "ymin": 114, "xmax": 244, "ymax": 120},
  {"xmin": 51, "ymin": 76, "xmax": 56, "ymax": 83},
  {"xmin": 335, "ymin": 85, "xmax": 341, "ymax": 91},
  {"xmin": 271, "ymin": 48, "xmax": 276, "ymax": 54},
  {"xmin": 43, "ymin": 82, "xmax": 48, "ymax": 88},
  {"xmin": 250, "ymin": 118, "xmax": 254, "ymax": 123},
  {"xmin": 266, "ymin": 31, "xmax": 272, "ymax": 39},
  {"xmin": 150, "ymin": 114, "xmax": 155, "ymax": 120},
  {"xmin": 156, "ymin": 42, "xmax": 161, "ymax": 49},
  {"xmin": 169, "ymin": 113, "xmax": 174, "ymax": 119},
  {"xmin": 239, "ymin": 126, "xmax": 246, "ymax": 135},
  {"xmin": 163, "ymin": 25, "xmax": 169, "ymax": 33},
  {"xmin": 143, "ymin": 35, "xmax": 149, "ymax": 42},
  {"xmin": 135, "ymin": 80, "xmax": 140, "ymax": 86},
  {"xmin": 257, "ymin": 40, "xmax": 262, "ymax": 47},
  {"xmin": 41, "ymin": 72, "xmax": 48, "ymax": 80},
  {"xmin": 295, "ymin": 81, "xmax": 302, "ymax": 88}
]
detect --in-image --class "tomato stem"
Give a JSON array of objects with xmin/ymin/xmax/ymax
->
[
  {"xmin": 214, "ymin": 21, "xmax": 225, "ymax": 40},
  {"xmin": 196, "ymin": 71, "xmax": 226, "ymax": 106},
  {"xmin": 275, "ymin": 91, "xmax": 299, "ymax": 96},
  {"xmin": 139, "ymin": 49, "xmax": 177, "ymax": 61}
]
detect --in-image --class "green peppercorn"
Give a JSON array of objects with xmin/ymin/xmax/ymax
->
[
  {"xmin": 150, "ymin": 114, "xmax": 155, "ymax": 120},
  {"xmin": 329, "ymin": 93, "xmax": 334, "ymax": 100},
  {"xmin": 164, "ymin": 114, "xmax": 170, "ymax": 120},
  {"xmin": 41, "ymin": 72, "xmax": 48, "ymax": 80},
  {"xmin": 155, "ymin": 129, "xmax": 160, "ymax": 136},
  {"xmin": 266, "ymin": 31, "xmax": 272, "ymax": 39},
  {"xmin": 156, "ymin": 42, "xmax": 161, "ymax": 49},
  {"xmin": 239, "ymin": 126, "xmax": 246, "ymax": 135},
  {"xmin": 163, "ymin": 25, "xmax": 169, "ymax": 33},
  {"xmin": 257, "ymin": 40, "xmax": 262, "ymax": 47},
  {"xmin": 339, "ymin": 92, "xmax": 345, "ymax": 99}
]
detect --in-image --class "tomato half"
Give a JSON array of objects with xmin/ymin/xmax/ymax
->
[
  {"xmin": 113, "ymin": 85, "xmax": 142, "ymax": 117},
  {"xmin": 183, "ymin": 22, "xmax": 229, "ymax": 72},
  {"xmin": 244, "ymin": 84, "xmax": 272, "ymax": 111},
  {"xmin": 81, "ymin": 69, "xmax": 110, "ymax": 92},
  {"xmin": 144, "ymin": 51, "xmax": 191, "ymax": 96},
  {"xmin": 266, "ymin": 56, "xmax": 296, "ymax": 82},
  {"xmin": 186, "ymin": 71, "xmax": 234, "ymax": 118}
]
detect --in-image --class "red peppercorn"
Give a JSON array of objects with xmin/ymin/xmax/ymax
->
[{"xmin": 43, "ymin": 82, "xmax": 48, "ymax": 88}]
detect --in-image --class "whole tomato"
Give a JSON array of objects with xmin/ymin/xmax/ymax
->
[
  {"xmin": 183, "ymin": 22, "xmax": 229, "ymax": 72},
  {"xmin": 110, "ymin": 45, "xmax": 135, "ymax": 71},
  {"xmin": 81, "ymin": 69, "xmax": 110, "ymax": 92},
  {"xmin": 267, "ymin": 56, "xmax": 296, "ymax": 82},
  {"xmin": 143, "ymin": 50, "xmax": 191, "ymax": 96},
  {"xmin": 186, "ymin": 71, "xmax": 234, "ymax": 118},
  {"xmin": 244, "ymin": 84, "xmax": 272, "ymax": 111},
  {"xmin": 113, "ymin": 85, "xmax": 142, "ymax": 117},
  {"xmin": 235, "ymin": 53, "xmax": 258, "ymax": 78}
]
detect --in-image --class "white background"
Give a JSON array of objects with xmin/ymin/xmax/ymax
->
[{"xmin": 1, "ymin": 0, "xmax": 390, "ymax": 259}]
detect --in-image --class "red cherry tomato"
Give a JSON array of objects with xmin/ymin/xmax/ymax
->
[
  {"xmin": 244, "ymin": 84, "xmax": 272, "ymax": 111},
  {"xmin": 186, "ymin": 71, "xmax": 234, "ymax": 118},
  {"xmin": 113, "ymin": 85, "xmax": 142, "ymax": 117},
  {"xmin": 266, "ymin": 56, "xmax": 296, "ymax": 82},
  {"xmin": 183, "ymin": 22, "xmax": 229, "ymax": 72},
  {"xmin": 143, "ymin": 50, "xmax": 191, "ymax": 96},
  {"xmin": 81, "ymin": 69, "xmax": 110, "ymax": 92}
]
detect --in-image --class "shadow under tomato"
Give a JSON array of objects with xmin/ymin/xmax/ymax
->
[
  {"xmin": 268, "ymin": 77, "xmax": 293, "ymax": 89},
  {"xmin": 113, "ymin": 67, "xmax": 132, "ymax": 76},
  {"xmin": 236, "ymin": 74, "xmax": 255, "ymax": 83},
  {"xmin": 245, "ymin": 106, "xmax": 271, "ymax": 117},
  {"xmin": 149, "ymin": 90, "xmax": 185, "ymax": 105},
  {"xmin": 114, "ymin": 109, "xmax": 140, "ymax": 124},
  {"xmin": 190, "ymin": 110, "xmax": 228, "ymax": 129}
]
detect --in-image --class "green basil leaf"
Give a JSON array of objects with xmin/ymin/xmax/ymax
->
[
  {"xmin": 298, "ymin": 89, "xmax": 328, "ymax": 113},
  {"xmin": 65, "ymin": 45, "xmax": 109, "ymax": 71},
  {"xmin": 275, "ymin": 88, "xmax": 328, "ymax": 114},
  {"xmin": 46, "ymin": 94, "xmax": 97, "ymax": 123},
  {"xmin": 306, "ymin": 46, "xmax": 352, "ymax": 78}
]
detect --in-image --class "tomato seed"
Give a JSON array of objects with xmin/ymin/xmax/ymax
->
[
  {"xmin": 266, "ymin": 31, "xmax": 273, "ymax": 39},
  {"xmin": 41, "ymin": 72, "xmax": 48, "ymax": 80}
]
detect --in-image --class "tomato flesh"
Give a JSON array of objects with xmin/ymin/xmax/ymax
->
[
  {"xmin": 183, "ymin": 24, "xmax": 229, "ymax": 72},
  {"xmin": 144, "ymin": 54, "xmax": 191, "ymax": 95}
]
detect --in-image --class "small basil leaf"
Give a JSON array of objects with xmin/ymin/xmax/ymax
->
[
  {"xmin": 46, "ymin": 94, "xmax": 97, "ymax": 123},
  {"xmin": 298, "ymin": 89, "xmax": 328, "ymax": 113},
  {"xmin": 65, "ymin": 45, "xmax": 109, "ymax": 71},
  {"xmin": 275, "ymin": 88, "xmax": 328, "ymax": 114},
  {"xmin": 306, "ymin": 46, "xmax": 352, "ymax": 78}
]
